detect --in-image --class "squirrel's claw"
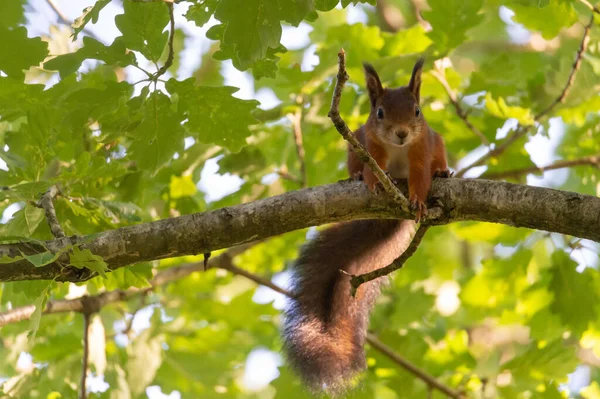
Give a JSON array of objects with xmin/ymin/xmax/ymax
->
[
  {"xmin": 410, "ymin": 195, "xmax": 427, "ymax": 223},
  {"xmin": 433, "ymin": 168, "xmax": 453, "ymax": 178}
]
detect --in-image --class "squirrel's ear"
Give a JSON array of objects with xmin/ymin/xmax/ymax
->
[
  {"xmin": 409, "ymin": 58, "xmax": 424, "ymax": 104},
  {"xmin": 363, "ymin": 63, "xmax": 383, "ymax": 107}
]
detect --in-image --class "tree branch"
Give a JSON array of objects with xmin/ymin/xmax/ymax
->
[
  {"xmin": 535, "ymin": 14, "xmax": 594, "ymax": 119},
  {"xmin": 0, "ymin": 243, "xmax": 257, "ymax": 327},
  {"xmin": 431, "ymin": 67, "xmax": 490, "ymax": 146},
  {"xmin": 483, "ymin": 154, "xmax": 600, "ymax": 180},
  {"xmin": 366, "ymin": 334, "xmax": 465, "ymax": 398},
  {"xmin": 578, "ymin": 0, "xmax": 600, "ymax": 14},
  {"xmin": 455, "ymin": 14, "xmax": 594, "ymax": 178},
  {"xmin": 38, "ymin": 185, "xmax": 66, "ymax": 239},
  {"xmin": 1, "ymin": 179, "xmax": 600, "ymax": 282},
  {"xmin": 80, "ymin": 312, "xmax": 91, "ymax": 399},
  {"xmin": 154, "ymin": 1, "xmax": 175, "ymax": 80},
  {"xmin": 349, "ymin": 224, "xmax": 428, "ymax": 295},
  {"xmin": 289, "ymin": 101, "xmax": 308, "ymax": 188},
  {"xmin": 0, "ymin": 243, "xmax": 460, "ymax": 397},
  {"xmin": 327, "ymin": 49, "xmax": 411, "ymax": 212}
]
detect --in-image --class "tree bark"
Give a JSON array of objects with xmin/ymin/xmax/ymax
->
[{"xmin": 1, "ymin": 178, "xmax": 599, "ymax": 282}]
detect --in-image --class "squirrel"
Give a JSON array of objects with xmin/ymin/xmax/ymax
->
[{"xmin": 282, "ymin": 58, "xmax": 451, "ymax": 395}]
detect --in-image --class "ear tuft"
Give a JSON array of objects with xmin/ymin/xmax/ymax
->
[
  {"xmin": 408, "ymin": 57, "xmax": 424, "ymax": 104},
  {"xmin": 363, "ymin": 62, "xmax": 383, "ymax": 107}
]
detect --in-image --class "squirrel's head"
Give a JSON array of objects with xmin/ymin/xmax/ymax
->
[{"xmin": 363, "ymin": 58, "xmax": 425, "ymax": 147}]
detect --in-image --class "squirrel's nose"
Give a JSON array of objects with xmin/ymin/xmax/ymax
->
[{"xmin": 395, "ymin": 129, "xmax": 409, "ymax": 139}]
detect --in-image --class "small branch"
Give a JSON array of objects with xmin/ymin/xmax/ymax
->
[
  {"xmin": 46, "ymin": 0, "xmax": 70, "ymax": 24},
  {"xmin": 366, "ymin": 334, "xmax": 464, "ymax": 398},
  {"xmin": 289, "ymin": 102, "xmax": 308, "ymax": 188},
  {"xmin": 349, "ymin": 225, "xmax": 428, "ymax": 296},
  {"xmin": 455, "ymin": 125, "xmax": 531, "ymax": 178},
  {"xmin": 38, "ymin": 186, "xmax": 66, "ymax": 239},
  {"xmin": 79, "ymin": 312, "xmax": 91, "ymax": 399},
  {"xmin": 431, "ymin": 68, "xmax": 490, "ymax": 146},
  {"xmin": 375, "ymin": 0, "xmax": 405, "ymax": 32},
  {"xmin": 276, "ymin": 169, "xmax": 303, "ymax": 184},
  {"xmin": 577, "ymin": 0, "xmax": 600, "ymax": 15},
  {"xmin": 536, "ymin": 15, "xmax": 594, "ymax": 119},
  {"xmin": 483, "ymin": 154, "xmax": 600, "ymax": 180},
  {"xmin": 327, "ymin": 49, "xmax": 410, "ymax": 212},
  {"xmin": 45, "ymin": 0, "xmax": 102, "ymax": 42},
  {"xmin": 456, "ymin": 14, "xmax": 594, "ymax": 178},
  {"xmin": 154, "ymin": 1, "xmax": 175, "ymax": 80}
]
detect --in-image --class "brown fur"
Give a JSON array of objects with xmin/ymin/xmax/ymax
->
[{"xmin": 282, "ymin": 59, "xmax": 450, "ymax": 395}]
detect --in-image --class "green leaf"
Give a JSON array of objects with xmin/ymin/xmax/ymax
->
[
  {"xmin": 29, "ymin": 283, "xmax": 52, "ymax": 340},
  {"xmin": 185, "ymin": 0, "xmax": 220, "ymax": 27},
  {"xmin": 3, "ymin": 206, "xmax": 45, "ymax": 237},
  {"xmin": 423, "ymin": 0, "xmax": 484, "ymax": 53},
  {"xmin": 0, "ymin": 0, "xmax": 26, "ymax": 28},
  {"xmin": 115, "ymin": 0, "xmax": 170, "ymax": 62},
  {"xmin": 548, "ymin": 251, "xmax": 600, "ymax": 336},
  {"xmin": 69, "ymin": 246, "xmax": 109, "ymax": 279},
  {"xmin": 44, "ymin": 37, "xmax": 137, "ymax": 78},
  {"xmin": 19, "ymin": 251, "xmax": 61, "ymax": 268},
  {"xmin": 128, "ymin": 91, "xmax": 185, "ymax": 172},
  {"xmin": 166, "ymin": 78, "xmax": 259, "ymax": 152},
  {"xmin": 169, "ymin": 175, "xmax": 197, "ymax": 199},
  {"xmin": 0, "ymin": 26, "xmax": 48, "ymax": 78},
  {"xmin": 72, "ymin": 0, "xmax": 112, "ymax": 40},
  {"xmin": 485, "ymin": 93, "xmax": 535, "ymax": 125},
  {"xmin": 104, "ymin": 263, "xmax": 152, "ymax": 290},
  {"xmin": 508, "ymin": 0, "xmax": 578, "ymax": 40}
]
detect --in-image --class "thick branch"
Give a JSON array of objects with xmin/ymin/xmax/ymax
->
[
  {"xmin": 349, "ymin": 224, "xmax": 428, "ymax": 295},
  {"xmin": 1, "ymin": 179, "xmax": 600, "ymax": 282},
  {"xmin": 483, "ymin": 154, "xmax": 600, "ymax": 180},
  {"xmin": 327, "ymin": 49, "xmax": 410, "ymax": 212},
  {"xmin": 38, "ymin": 185, "xmax": 65, "ymax": 239}
]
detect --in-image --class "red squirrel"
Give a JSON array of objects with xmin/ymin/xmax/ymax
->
[{"xmin": 282, "ymin": 59, "xmax": 450, "ymax": 395}]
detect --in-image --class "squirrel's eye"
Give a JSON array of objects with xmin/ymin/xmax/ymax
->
[
  {"xmin": 415, "ymin": 106, "xmax": 421, "ymax": 117},
  {"xmin": 377, "ymin": 107, "xmax": 384, "ymax": 119}
]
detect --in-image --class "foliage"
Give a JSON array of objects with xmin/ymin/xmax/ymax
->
[{"xmin": 0, "ymin": 0, "xmax": 599, "ymax": 398}]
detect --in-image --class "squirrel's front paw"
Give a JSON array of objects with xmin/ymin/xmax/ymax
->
[
  {"xmin": 409, "ymin": 195, "xmax": 427, "ymax": 223},
  {"xmin": 433, "ymin": 168, "xmax": 453, "ymax": 178}
]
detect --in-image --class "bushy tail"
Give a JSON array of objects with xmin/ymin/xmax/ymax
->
[{"xmin": 282, "ymin": 219, "xmax": 416, "ymax": 396}]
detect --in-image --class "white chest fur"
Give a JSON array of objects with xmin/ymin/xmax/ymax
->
[{"xmin": 385, "ymin": 144, "xmax": 410, "ymax": 179}]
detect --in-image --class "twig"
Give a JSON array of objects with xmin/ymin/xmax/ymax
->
[
  {"xmin": 431, "ymin": 68, "xmax": 490, "ymax": 146},
  {"xmin": 366, "ymin": 334, "xmax": 464, "ymax": 398},
  {"xmin": 327, "ymin": 49, "xmax": 410, "ymax": 212},
  {"xmin": 289, "ymin": 103, "xmax": 308, "ymax": 188},
  {"xmin": 375, "ymin": 0, "xmax": 405, "ymax": 32},
  {"xmin": 154, "ymin": 1, "xmax": 175, "ymax": 79},
  {"xmin": 455, "ymin": 14, "xmax": 594, "ymax": 178},
  {"xmin": 45, "ymin": 0, "xmax": 102, "ymax": 42},
  {"xmin": 80, "ymin": 312, "xmax": 91, "ymax": 399},
  {"xmin": 349, "ymin": 225, "xmax": 429, "ymax": 296},
  {"xmin": 577, "ymin": 0, "xmax": 600, "ymax": 15},
  {"xmin": 455, "ymin": 125, "xmax": 531, "ymax": 178},
  {"xmin": 38, "ymin": 186, "xmax": 66, "ymax": 239},
  {"xmin": 483, "ymin": 154, "xmax": 600, "ymax": 180},
  {"xmin": 536, "ymin": 15, "xmax": 594, "ymax": 119},
  {"xmin": 276, "ymin": 169, "xmax": 303, "ymax": 184}
]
